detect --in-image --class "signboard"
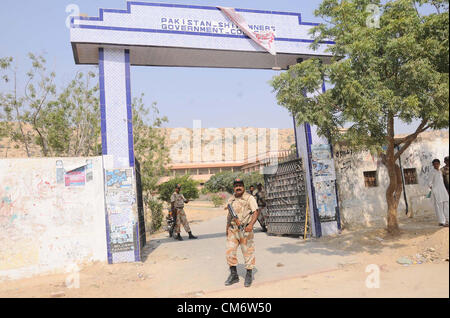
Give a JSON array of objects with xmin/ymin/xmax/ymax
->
[{"xmin": 70, "ymin": 2, "xmax": 333, "ymax": 68}]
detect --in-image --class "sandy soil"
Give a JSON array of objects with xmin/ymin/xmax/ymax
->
[{"xmin": 0, "ymin": 202, "xmax": 448, "ymax": 298}]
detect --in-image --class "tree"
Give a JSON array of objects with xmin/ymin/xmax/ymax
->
[
  {"xmin": 158, "ymin": 175, "xmax": 200, "ymax": 203},
  {"xmin": 132, "ymin": 95, "xmax": 171, "ymax": 231},
  {"xmin": 203, "ymin": 171, "xmax": 265, "ymax": 194},
  {"xmin": 271, "ymin": 0, "xmax": 449, "ymax": 234},
  {"xmin": 54, "ymin": 71, "xmax": 101, "ymax": 156},
  {"xmin": 0, "ymin": 54, "xmax": 100, "ymax": 157}
]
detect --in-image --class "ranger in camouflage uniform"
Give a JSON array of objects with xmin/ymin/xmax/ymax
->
[
  {"xmin": 170, "ymin": 184, "xmax": 197, "ymax": 241},
  {"xmin": 224, "ymin": 178, "xmax": 260, "ymax": 287}
]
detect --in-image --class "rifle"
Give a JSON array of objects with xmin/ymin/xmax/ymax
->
[{"xmin": 227, "ymin": 203, "xmax": 254, "ymax": 254}]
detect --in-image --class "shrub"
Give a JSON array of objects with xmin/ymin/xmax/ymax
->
[
  {"xmin": 210, "ymin": 193, "xmax": 226, "ymax": 207},
  {"xmin": 204, "ymin": 171, "xmax": 265, "ymax": 194},
  {"xmin": 147, "ymin": 197, "xmax": 164, "ymax": 232},
  {"xmin": 157, "ymin": 175, "xmax": 199, "ymax": 203}
]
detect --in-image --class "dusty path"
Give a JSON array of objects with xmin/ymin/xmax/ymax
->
[{"xmin": 0, "ymin": 201, "xmax": 448, "ymax": 298}]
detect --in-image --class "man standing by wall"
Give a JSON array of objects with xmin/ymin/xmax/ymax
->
[
  {"xmin": 171, "ymin": 184, "xmax": 198, "ymax": 240},
  {"xmin": 429, "ymin": 159, "xmax": 449, "ymax": 227},
  {"xmin": 224, "ymin": 178, "xmax": 260, "ymax": 287}
]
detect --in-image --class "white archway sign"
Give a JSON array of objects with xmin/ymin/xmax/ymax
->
[{"xmin": 70, "ymin": 1, "xmax": 339, "ymax": 263}]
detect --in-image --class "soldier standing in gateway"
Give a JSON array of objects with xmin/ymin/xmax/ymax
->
[
  {"xmin": 224, "ymin": 178, "xmax": 260, "ymax": 287},
  {"xmin": 170, "ymin": 184, "xmax": 198, "ymax": 240}
]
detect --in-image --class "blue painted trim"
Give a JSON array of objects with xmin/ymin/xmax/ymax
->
[
  {"xmin": 305, "ymin": 123, "xmax": 322, "ymax": 237},
  {"xmin": 292, "ymin": 115, "xmax": 300, "ymax": 159},
  {"xmin": 70, "ymin": 1, "xmax": 335, "ymax": 45},
  {"xmin": 102, "ymin": 167, "xmax": 113, "ymax": 264},
  {"xmin": 125, "ymin": 49, "xmax": 135, "ymax": 168},
  {"xmin": 99, "ymin": 48, "xmax": 108, "ymax": 155},
  {"xmin": 134, "ymin": 221, "xmax": 141, "ymax": 262},
  {"xmin": 72, "ymin": 1, "xmax": 302, "ymax": 23}
]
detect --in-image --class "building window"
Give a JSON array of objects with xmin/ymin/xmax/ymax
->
[
  {"xmin": 403, "ymin": 168, "xmax": 418, "ymax": 185},
  {"xmin": 175, "ymin": 169, "xmax": 186, "ymax": 176},
  {"xmin": 209, "ymin": 168, "xmax": 220, "ymax": 175},
  {"xmin": 363, "ymin": 171, "xmax": 378, "ymax": 187},
  {"xmin": 198, "ymin": 168, "xmax": 209, "ymax": 175}
]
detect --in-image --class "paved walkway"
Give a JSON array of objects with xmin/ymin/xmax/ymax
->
[{"xmin": 143, "ymin": 212, "xmax": 357, "ymax": 297}]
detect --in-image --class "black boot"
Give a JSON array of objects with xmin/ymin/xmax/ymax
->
[
  {"xmin": 244, "ymin": 269, "xmax": 253, "ymax": 287},
  {"xmin": 188, "ymin": 231, "xmax": 197, "ymax": 239},
  {"xmin": 175, "ymin": 233, "xmax": 183, "ymax": 241},
  {"xmin": 224, "ymin": 266, "xmax": 239, "ymax": 286}
]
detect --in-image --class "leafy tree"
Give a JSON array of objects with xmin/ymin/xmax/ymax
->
[
  {"xmin": 0, "ymin": 54, "xmax": 100, "ymax": 157},
  {"xmin": 132, "ymin": 95, "xmax": 171, "ymax": 231},
  {"xmin": 204, "ymin": 171, "xmax": 264, "ymax": 194},
  {"xmin": 271, "ymin": 0, "xmax": 449, "ymax": 234},
  {"xmin": 158, "ymin": 175, "xmax": 200, "ymax": 203},
  {"xmin": 55, "ymin": 71, "xmax": 101, "ymax": 156}
]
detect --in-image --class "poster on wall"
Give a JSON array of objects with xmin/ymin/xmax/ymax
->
[
  {"xmin": 110, "ymin": 223, "xmax": 134, "ymax": 253},
  {"xmin": 311, "ymin": 144, "xmax": 336, "ymax": 182},
  {"xmin": 64, "ymin": 166, "xmax": 86, "ymax": 187},
  {"xmin": 314, "ymin": 180, "xmax": 337, "ymax": 219},
  {"xmin": 104, "ymin": 168, "xmax": 138, "ymax": 262}
]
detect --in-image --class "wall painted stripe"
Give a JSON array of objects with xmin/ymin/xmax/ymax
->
[
  {"xmin": 99, "ymin": 48, "xmax": 108, "ymax": 155},
  {"xmin": 124, "ymin": 49, "xmax": 135, "ymax": 168},
  {"xmin": 305, "ymin": 123, "xmax": 322, "ymax": 237}
]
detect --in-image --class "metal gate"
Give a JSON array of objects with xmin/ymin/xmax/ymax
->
[{"xmin": 263, "ymin": 158, "xmax": 308, "ymax": 236}]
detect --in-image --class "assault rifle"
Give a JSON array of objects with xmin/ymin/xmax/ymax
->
[
  {"xmin": 227, "ymin": 203, "xmax": 245, "ymax": 233},
  {"xmin": 167, "ymin": 208, "xmax": 178, "ymax": 237}
]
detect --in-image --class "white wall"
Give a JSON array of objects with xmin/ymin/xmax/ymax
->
[
  {"xmin": 334, "ymin": 131, "xmax": 449, "ymax": 227},
  {"xmin": 0, "ymin": 156, "xmax": 107, "ymax": 280}
]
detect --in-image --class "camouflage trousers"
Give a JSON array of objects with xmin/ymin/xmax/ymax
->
[
  {"xmin": 175, "ymin": 208, "xmax": 191, "ymax": 234},
  {"xmin": 257, "ymin": 207, "xmax": 267, "ymax": 225},
  {"xmin": 226, "ymin": 227, "xmax": 255, "ymax": 270}
]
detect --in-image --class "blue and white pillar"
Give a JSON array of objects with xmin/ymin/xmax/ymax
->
[
  {"xmin": 294, "ymin": 82, "xmax": 341, "ymax": 237},
  {"xmin": 99, "ymin": 48, "xmax": 140, "ymax": 263},
  {"xmin": 99, "ymin": 48, "xmax": 135, "ymax": 168}
]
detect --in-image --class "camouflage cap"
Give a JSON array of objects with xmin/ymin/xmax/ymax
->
[{"xmin": 233, "ymin": 178, "xmax": 244, "ymax": 186}]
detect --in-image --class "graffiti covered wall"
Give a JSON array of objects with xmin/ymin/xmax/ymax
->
[
  {"xmin": 334, "ymin": 131, "xmax": 449, "ymax": 227},
  {"xmin": 0, "ymin": 156, "xmax": 108, "ymax": 280}
]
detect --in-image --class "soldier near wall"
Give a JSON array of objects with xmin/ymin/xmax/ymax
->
[
  {"xmin": 224, "ymin": 178, "xmax": 260, "ymax": 288},
  {"xmin": 170, "ymin": 184, "xmax": 198, "ymax": 241}
]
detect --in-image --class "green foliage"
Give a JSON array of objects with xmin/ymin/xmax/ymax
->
[
  {"xmin": 271, "ymin": 0, "xmax": 449, "ymax": 153},
  {"xmin": 0, "ymin": 54, "xmax": 100, "ymax": 157},
  {"xmin": 158, "ymin": 175, "xmax": 200, "ymax": 203},
  {"xmin": 204, "ymin": 171, "xmax": 264, "ymax": 194},
  {"xmin": 147, "ymin": 197, "xmax": 164, "ymax": 232},
  {"xmin": 133, "ymin": 95, "xmax": 170, "ymax": 195},
  {"xmin": 210, "ymin": 193, "xmax": 226, "ymax": 207},
  {"xmin": 270, "ymin": 0, "xmax": 449, "ymax": 232}
]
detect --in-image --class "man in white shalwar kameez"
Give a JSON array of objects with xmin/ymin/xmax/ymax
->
[{"xmin": 429, "ymin": 159, "xmax": 449, "ymax": 226}]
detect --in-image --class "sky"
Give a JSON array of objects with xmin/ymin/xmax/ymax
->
[{"xmin": 0, "ymin": 0, "xmax": 426, "ymax": 132}]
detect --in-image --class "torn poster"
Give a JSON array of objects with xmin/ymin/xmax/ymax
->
[{"xmin": 217, "ymin": 6, "xmax": 276, "ymax": 55}]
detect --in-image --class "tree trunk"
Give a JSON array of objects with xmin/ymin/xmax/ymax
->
[{"xmin": 385, "ymin": 114, "xmax": 401, "ymax": 235}]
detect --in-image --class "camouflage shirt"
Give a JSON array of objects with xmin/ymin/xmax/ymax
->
[
  {"xmin": 227, "ymin": 192, "xmax": 259, "ymax": 226},
  {"xmin": 171, "ymin": 192, "xmax": 187, "ymax": 208}
]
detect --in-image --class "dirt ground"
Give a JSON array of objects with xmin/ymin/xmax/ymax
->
[{"xmin": 0, "ymin": 201, "xmax": 448, "ymax": 298}]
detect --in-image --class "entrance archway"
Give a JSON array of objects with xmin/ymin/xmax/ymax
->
[{"xmin": 70, "ymin": 1, "xmax": 339, "ymax": 263}]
